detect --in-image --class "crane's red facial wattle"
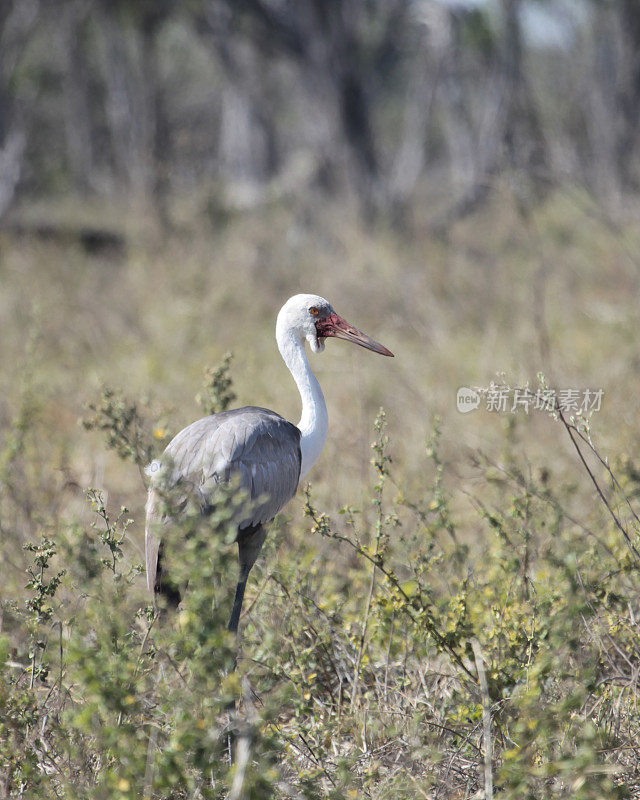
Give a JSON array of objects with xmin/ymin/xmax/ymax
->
[{"xmin": 315, "ymin": 313, "xmax": 394, "ymax": 357}]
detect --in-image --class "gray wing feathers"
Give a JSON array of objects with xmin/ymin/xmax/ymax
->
[
  {"xmin": 162, "ymin": 407, "xmax": 301, "ymax": 525},
  {"xmin": 145, "ymin": 407, "xmax": 301, "ymax": 594}
]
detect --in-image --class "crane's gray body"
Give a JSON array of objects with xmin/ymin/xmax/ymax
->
[{"xmin": 145, "ymin": 406, "xmax": 302, "ymax": 627}]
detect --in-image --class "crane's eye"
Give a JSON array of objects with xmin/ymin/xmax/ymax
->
[{"xmin": 309, "ymin": 306, "xmax": 320, "ymax": 316}]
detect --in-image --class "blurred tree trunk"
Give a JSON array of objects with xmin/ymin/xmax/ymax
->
[
  {"xmin": 62, "ymin": 1, "xmax": 95, "ymax": 194},
  {"xmin": 439, "ymin": 8, "xmax": 485, "ymax": 210},
  {"xmin": 0, "ymin": 0, "xmax": 36, "ymax": 221},
  {"xmin": 95, "ymin": 1, "xmax": 172, "ymax": 224},
  {"xmin": 616, "ymin": 0, "xmax": 640, "ymax": 189},
  {"xmin": 438, "ymin": 0, "xmax": 548, "ymax": 227},
  {"xmin": 211, "ymin": 24, "xmax": 280, "ymax": 203},
  {"xmin": 435, "ymin": 7, "xmax": 503, "ymax": 225},
  {"xmin": 140, "ymin": 12, "xmax": 172, "ymax": 227},
  {"xmin": 97, "ymin": 7, "xmax": 150, "ymax": 197},
  {"xmin": 586, "ymin": 4, "xmax": 620, "ymax": 206},
  {"xmin": 387, "ymin": 42, "xmax": 440, "ymax": 225},
  {"xmin": 500, "ymin": 0, "xmax": 547, "ymax": 181},
  {"xmin": 326, "ymin": 4, "xmax": 380, "ymax": 209}
]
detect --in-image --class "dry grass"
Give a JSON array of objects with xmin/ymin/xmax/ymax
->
[{"xmin": 2, "ymin": 186, "xmax": 640, "ymax": 797}]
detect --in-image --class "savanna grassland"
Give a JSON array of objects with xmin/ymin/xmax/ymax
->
[{"xmin": 2, "ymin": 188, "xmax": 640, "ymax": 799}]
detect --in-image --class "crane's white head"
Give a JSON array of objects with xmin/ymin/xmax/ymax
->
[{"xmin": 276, "ymin": 293, "xmax": 394, "ymax": 357}]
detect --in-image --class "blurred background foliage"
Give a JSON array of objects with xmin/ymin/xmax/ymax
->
[
  {"xmin": 2, "ymin": 0, "xmax": 640, "ymax": 225},
  {"xmin": 2, "ymin": 0, "xmax": 640, "ymax": 798}
]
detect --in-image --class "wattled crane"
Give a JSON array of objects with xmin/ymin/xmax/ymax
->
[{"xmin": 145, "ymin": 294, "xmax": 393, "ymax": 631}]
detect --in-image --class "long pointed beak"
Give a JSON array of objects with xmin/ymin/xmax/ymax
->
[{"xmin": 316, "ymin": 313, "xmax": 394, "ymax": 357}]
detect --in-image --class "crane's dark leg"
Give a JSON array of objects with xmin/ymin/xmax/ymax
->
[
  {"xmin": 228, "ymin": 524, "xmax": 267, "ymax": 632},
  {"xmin": 228, "ymin": 578, "xmax": 247, "ymax": 633},
  {"xmin": 155, "ymin": 541, "xmax": 182, "ymax": 610},
  {"xmin": 226, "ymin": 524, "xmax": 267, "ymax": 764}
]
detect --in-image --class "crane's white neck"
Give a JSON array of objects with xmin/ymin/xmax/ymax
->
[{"xmin": 276, "ymin": 326, "xmax": 328, "ymax": 480}]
